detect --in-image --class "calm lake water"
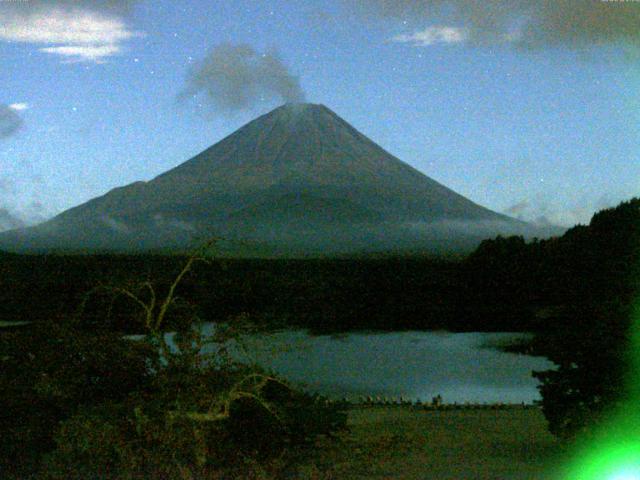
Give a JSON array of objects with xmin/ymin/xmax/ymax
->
[{"xmin": 169, "ymin": 324, "xmax": 554, "ymax": 404}]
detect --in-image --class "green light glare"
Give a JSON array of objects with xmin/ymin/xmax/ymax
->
[
  {"xmin": 559, "ymin": 299, "xmax": 640, "ymax": 479},
  {"xmin": 564, "ymin": 440, "xmax": 640, "ymax": 479},
  {"xmin": 610, "ymin": 468, "xmax": 640, "ymax": 480}
]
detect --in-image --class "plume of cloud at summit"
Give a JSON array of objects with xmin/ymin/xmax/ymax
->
[{"xmin": 180, "ymin": 44, "xmax": 306, "ymax": 114}]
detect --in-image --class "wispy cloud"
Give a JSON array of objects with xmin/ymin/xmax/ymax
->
[
  {"xmin": 392, "ymin": 26, "xmax": 468, "ymax": 46},
  {"xmin": 8, "ymin": 103, "xmax": 29, "ymax": 112},
  {"xmin": 0, "ymin": 2, "xmax": 142, "ymax": 63},
  {"xmin": 180, "ymin": 43, "xmax": 306, "ymax": 114},
  {"xmin": 0, "ymin": 202, "xmax": 51, "ymax": 232},
  {"xmin": 0, "ymin": 104, "xmax": 24, "ymax": 139},
  {"xmin": 503, "ymin": 196, "xmax": 618, "ymax": 227},
  {"xmin": 504, "ymin": 200, "xmax": 530, "ymax": 219},
  {"xmin": 348, "ymin": 1, "xmax": 640, "ymax": 50},
  {"xmin": 40, "ymin": 44, "xmax": 122, "ymax": 63},
  {"xmin": 0, "ymin": 208, "xmax": 26, "ymax": 232}
]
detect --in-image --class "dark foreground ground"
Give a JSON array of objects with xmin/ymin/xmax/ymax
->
[{"xmin": 294, "ymin": 406, "xmax": 565, "ymax": 480}]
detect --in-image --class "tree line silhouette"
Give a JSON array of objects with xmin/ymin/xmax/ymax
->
[{"xmin": 468, "ymin": 198, "xmax": 640, "ymax": 438}]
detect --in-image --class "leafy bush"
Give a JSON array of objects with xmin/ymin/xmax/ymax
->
[
  {"xmin": 0, "ymin": 318, "xmax": 155, "ymax": 478},
  {"xmin": 41, "ymin": 366, "xmax": 346, "ymax": 479},
  {"xmin": 1, "ymin": 244, "xmax": 347, "ymax": 478},
  {"xmin": 532, "ymin": 302, "xmax": 632, "ymax": 440}
]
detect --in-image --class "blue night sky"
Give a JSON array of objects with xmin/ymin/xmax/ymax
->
[{"xmin": 0, "ymin": 0, "xmax": 638, "ymax": 227}]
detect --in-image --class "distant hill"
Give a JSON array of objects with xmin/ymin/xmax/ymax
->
[{"xmin": 0, "ymin": 103, "xmax": 553, "ymax": 255}]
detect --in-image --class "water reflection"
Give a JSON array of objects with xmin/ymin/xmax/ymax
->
[{"xmin": 191, "ymin": 325, "xmax": 554, "ymax": 404}]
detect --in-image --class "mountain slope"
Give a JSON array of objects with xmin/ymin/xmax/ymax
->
[{"xmin": 0, "ymin": 103, "xmax": 537, "ymax": 255}]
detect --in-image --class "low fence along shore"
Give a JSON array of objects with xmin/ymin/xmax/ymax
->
[{"xmin": 324, "ymin": 395, "xmax": 539, "ymax": 410}]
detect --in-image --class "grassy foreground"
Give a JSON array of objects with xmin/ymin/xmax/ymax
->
[{"xmin": 294, "ymin": 406, "xmax": 565, "ymax": 480}]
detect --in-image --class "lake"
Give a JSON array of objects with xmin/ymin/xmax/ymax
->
[{"xmin": 167, "ymin": 324, "xmax": 555, "ymax": 404}]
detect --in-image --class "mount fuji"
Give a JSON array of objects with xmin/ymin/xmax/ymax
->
[{"xmin": 0, "ymin": 103, "xmax": 544, "ymax": 255}]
